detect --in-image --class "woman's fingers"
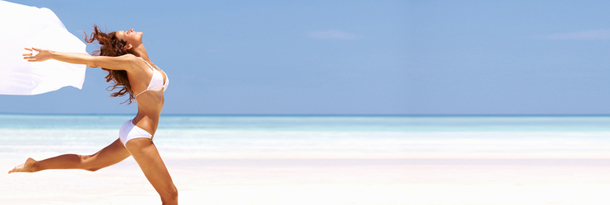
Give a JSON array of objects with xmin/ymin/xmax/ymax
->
[
  {"xmin": 23, "ymin": 55, "xmax": 38, "ymax": 62},
  {"xmin": 23, "ymin": 48, "xmax": 32, "ymax": 57},
  {"xmin": 23, "ymin": 47, "xmax": 46, "ymax": 62}
]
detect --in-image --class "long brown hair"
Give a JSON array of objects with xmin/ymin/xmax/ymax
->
[{"xmin": 84, "ymin": 25, "xmax": 135, "ymax": 103}]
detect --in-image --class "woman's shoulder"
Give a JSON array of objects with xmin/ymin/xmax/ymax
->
[
  {"xmin": 119, "ymin": 53, "xmax": 139, "ymax": 61},
  {"xmin": 119, "ymin": 54, "xmax": 147, "ymax": 70}
]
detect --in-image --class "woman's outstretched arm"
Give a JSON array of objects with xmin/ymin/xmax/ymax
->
[{"xmin": 23, "ymin": 47, "xmax": 136, "ymax": 71}]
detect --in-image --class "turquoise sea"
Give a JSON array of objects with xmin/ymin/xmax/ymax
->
[{"xmin": 2, "ymin": 115, "xmax": 610, "ymax": 160}]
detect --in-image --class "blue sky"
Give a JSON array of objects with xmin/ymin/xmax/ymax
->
[
  {"xmin": 5, "ymin": 1, "xmax": 610, "ymax": 115},
  {"xmin": 404, "ymin": 1, "xmax": 610, "ymax": 115},
  {"xmin": 0, "ymin": 0, "xmax": 407, "ymax": 115}
]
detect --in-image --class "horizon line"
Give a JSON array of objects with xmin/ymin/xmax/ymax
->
[{"xmin": 3, "ymin": 113, "xmax": 610, "ymax": 117}]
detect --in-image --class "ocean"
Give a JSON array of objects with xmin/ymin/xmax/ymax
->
[
  {"xmin": 1, "ymin": 114, "xmax": 609, "ymax": 160},
  {"xmin": 0, "ymin": 114, "xmax": 409, "ymax": 160}
]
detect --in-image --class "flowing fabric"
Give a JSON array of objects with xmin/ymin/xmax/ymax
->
[{"xmin": 0, "ymin": 1, "xmax": 86, "ymax": 95}]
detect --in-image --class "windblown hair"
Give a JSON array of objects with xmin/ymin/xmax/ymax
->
[{"xmin": 84, "ymin": 25, "xmax": 135, "ymax": 103}]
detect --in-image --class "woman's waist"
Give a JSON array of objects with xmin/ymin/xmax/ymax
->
[{"xmin": 131, "ymin": 113, "xmax": 161, "ymax": 135}]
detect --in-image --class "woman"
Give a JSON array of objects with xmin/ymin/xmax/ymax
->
[{"xmin": 9, "ymin": 25, "xmax": 178, "ymax": 205}]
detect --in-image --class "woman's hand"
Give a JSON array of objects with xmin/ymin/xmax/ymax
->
[{"xmin": 23, "ymin": 47, "xmax": 52, "ymax": 62}]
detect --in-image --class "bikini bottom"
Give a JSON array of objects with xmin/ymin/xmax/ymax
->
[{"xmin": 119, "ymin": 120, "xmax": 152, "ymax": 146}]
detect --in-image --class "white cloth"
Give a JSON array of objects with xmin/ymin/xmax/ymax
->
[{"xmin": 0, "ymin": 1, "xmax": 86, "ymax": 95}]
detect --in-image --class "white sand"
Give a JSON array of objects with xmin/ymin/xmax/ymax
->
[
  {"xmin": 3, "ymin": 157, "xmax": 610, "ymax": 204},
  {"xmin": 3, "ymin": 128, "xmax": 610, "ymax": 204}
]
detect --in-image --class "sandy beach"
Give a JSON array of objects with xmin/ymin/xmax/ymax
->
[
  {"xmin": 2, "ymin": 157, "xmax": 409, "ymax": 205},
  {"xmin": 4, "ymin": 157, "xmax": 610, "ymax": 204},
  {"xmin": 3, "ymin": 116, "xmax": 610, "ymax": 204}
]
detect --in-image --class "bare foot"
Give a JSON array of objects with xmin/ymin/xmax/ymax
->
[{"xmin": 8, "ymin": 158, "xmax": 38, "ymax": 174}]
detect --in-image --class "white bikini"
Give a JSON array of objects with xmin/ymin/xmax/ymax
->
[
  {"xmin": 134, "ymin": 57, "xmax": 169, "ymax": 97},
  {"xmin": 119, "ymin": 57, "xmax": 169, "ymax": 146}
]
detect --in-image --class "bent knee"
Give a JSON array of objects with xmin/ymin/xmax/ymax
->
[
  {"xmin": 169, "ymin": 186, "xmax": 178, "ymax": 199},
  {"xmin": 80, "ymin": 154, "xmax": 95, "ymax": 161},
  {"xmin": 79, "ymin": 154, "xmax": 101, "ymax": 172},
  {"xmin": 163, "ymin": 186, "xmax": 179, "ymax": 203}
]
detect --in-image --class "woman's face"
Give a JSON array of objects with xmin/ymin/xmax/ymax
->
[{"xmin": 116, "ymin": 29, "xmax": 143, "ymax": 47}]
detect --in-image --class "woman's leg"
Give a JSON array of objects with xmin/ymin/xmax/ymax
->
[
  {"xmin": 125, "ymin": 138, "xmax": 178, "ymax": 205},
  {"xmin": 9, "ymin": 138, "xmax": 130, "ymax": 173}
]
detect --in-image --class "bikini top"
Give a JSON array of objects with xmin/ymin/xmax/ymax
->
[{"xmin": 134, "ymin": 57, "xmax": 169, "ymax": 98}]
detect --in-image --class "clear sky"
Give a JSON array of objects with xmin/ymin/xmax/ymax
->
[
  {"xmin": 404, "ymin": 1, "xmax": 610, "ymax": 115},
  {"xmin": 5, "ymin": 1, "xmax": 610, "ymax": 116},
  {"xmin": 0, "ymin": 0, "xmax": 407, "ymax": 115}
]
